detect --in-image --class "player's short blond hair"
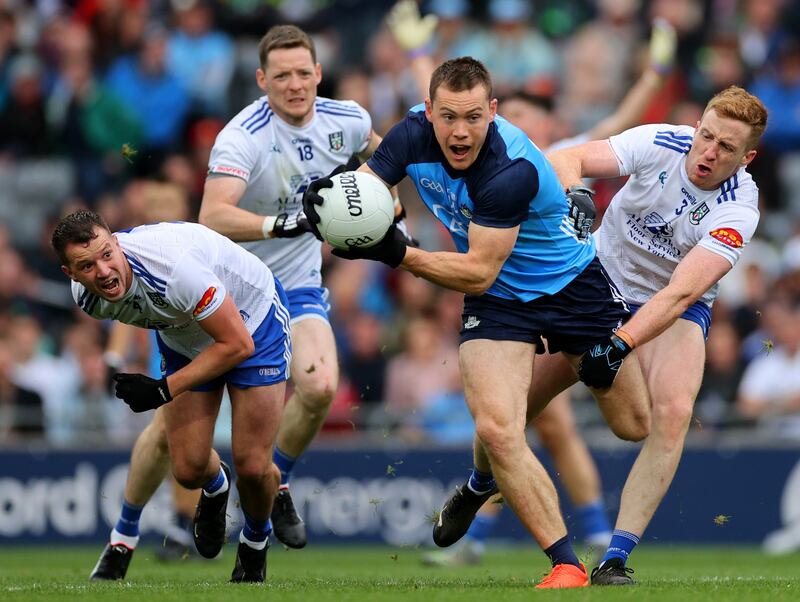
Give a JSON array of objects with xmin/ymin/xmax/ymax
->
[
  {"xmin": 703, "ymin": 86, "xmax": 768, "ymax": 150},
  {"xmin": 258, "ymin": 25, "xmax": 316, "ymax": 69}
]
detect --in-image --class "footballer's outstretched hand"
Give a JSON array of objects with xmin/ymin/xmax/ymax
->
[
  {"xmin": 331, "ymin": 224, "xmax": 408, "ymax": 268},
  {"xmin": 566, "ymin": 185, "xmax": 596, "ymax": 240},
  {"xmin": 387, "ymin": 0, "xmax": 438, "ymax": 53},
  {"xmin": 649, "ymin": 18, "xmax": 676, "ymax": 75},
  {"xmin": 113, "ymin": 373, "xmax": 172, "ymax": 413},
  {"xmin": 577, "ymin": 333, "xmax": 633, "ymax": 389}
]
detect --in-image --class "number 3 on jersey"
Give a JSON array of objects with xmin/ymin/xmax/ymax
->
[{"xmin": 297, "ymin": 145, "xmax": 314, "ymax": 161}]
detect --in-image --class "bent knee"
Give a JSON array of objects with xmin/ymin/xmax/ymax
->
[
  {"xmin": 475, "ymin": 419, "xmax": 524, "ymax": 457},
  {"xmin": 652, "ymin": 400, "xmax": 694, "ymax": 442},
  {"xmin": 172, "ymin": 458, "xmax": 213, "ymax": 488},
  {"xmin": 295, "ymin": 372, "xmax": 338, "ymax": 409},
  {"xmin": 233, "ymin": 456, "xmax": 269, "ymax": 484},
  {"xmin": 609, "ymin": 411, "xmax": 650, "ymax": 442}
]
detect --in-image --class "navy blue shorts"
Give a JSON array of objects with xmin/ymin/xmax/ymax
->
[{"xmin": 460, "ymin": 257, "xmax": 630, "ymax": 355}]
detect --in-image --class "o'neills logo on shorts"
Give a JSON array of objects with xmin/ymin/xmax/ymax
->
[
  {"xmin": 339, "ymin": 172, "xmax": 362, "ymax": 216},
  {"xmin": 709, "ymin": 228, "xmax": 743, "ymax": 248},
  {"xmin": 193, "ymin": 287, "xmax": 217, "ymax": 316}
]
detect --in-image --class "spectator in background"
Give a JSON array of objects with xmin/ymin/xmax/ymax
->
[
  {"xmin": 0, "ymin": 54, "xmax": 52, "ymax": 157},
  {"xmin": 105, "ymin": 23, "xmax": 190, "ymax": 173},
  {"xmin": 47, "ymin": 21, "xmax": 142, "ymax": 201},
  {"xmin": 738, "ymin": 296, "xmax": 800, "ymax": 438},
  {"xmin": 453, "ymin": 0, "xmax": 558, "ymax": 98},
  {"xmin": 166, "ymin": 0, "xmax": 234, "ymax": 118},
  {"xmin": 383, "ymin": 311, "xmax": 459, "ymax": 436},
  {"xmin": 751, "ymin": 40, "xmax": 800, "ymax": 154},
  {"xmin": 7, "ymin": 314, "xmax": 80, "ymax": 444},
  {"xmin": 738, "ymin": 0, "xmax": 790, "ymax": 76},
  {"xmin": 0, "ymin": 337, "xmax": 44, "ymax": 439},
  {"xmin": 695, "ymin": 319, "xmax": 745, "ymax": 429},
  {"xmin": 341, "ymin": 310, "xmax": 387, "ymax": 407},
  {"xmin": 0, "ymin": 8, "xmax": 19, "ymax": 112}
]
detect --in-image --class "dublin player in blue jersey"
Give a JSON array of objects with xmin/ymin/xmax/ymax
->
[{"xmin": 304, "ymin": 57, "xmax": 651, "ymax": 589}]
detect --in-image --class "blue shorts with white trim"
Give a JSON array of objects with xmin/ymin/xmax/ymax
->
[
  {"xmin": 286, "ymin": 286, "xmax": 331, "ymax": 323},
  {"xmin": 628, "ymin": 300, "xmax": 712, "ymax": 340},
  {"xmin": 157, "ymin": 281, "xmax": 292, "ymax": 391}
]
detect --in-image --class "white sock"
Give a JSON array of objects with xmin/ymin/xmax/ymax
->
[{"xmin": 110, "ymin": 528, "xmax": 139, "ymax": 549}]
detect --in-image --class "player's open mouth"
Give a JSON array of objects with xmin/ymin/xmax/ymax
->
[
  {"xmin": 100, "ymin": 278, "xmax": 119, "ymax": 295},
  {"xmin": 697, "ymin": 163, "xmax": 712, "ymax": 176},
  {"xmin": 450, "ymin": 145, "xmax": 470, "ymax": 159}
]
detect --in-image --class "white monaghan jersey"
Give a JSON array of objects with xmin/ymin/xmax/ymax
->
[
  {"xmin": 596, "ymin": 123, "xmax": 759, "ymax": 307},
  {"xmin": 72, "ymin": 222, "xmax": 279, "ymax": 359},
  {"xmin": 208, "ymin": 96, "xmax": 372, "ymax": 290}
]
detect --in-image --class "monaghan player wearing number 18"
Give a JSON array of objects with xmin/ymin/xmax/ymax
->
[
  {"xmin": 304, "ymin": 57, "xmax": 652, "ymax": 589},
  {"xmin": 199, "ymin": 25, "xmax": 414, "ymax": 548},
  {"xmin": 545, "ymin": 85, "xmax": 768, "ymax": 585}
]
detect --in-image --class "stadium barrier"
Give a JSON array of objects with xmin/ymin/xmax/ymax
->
[{"xmin": 1, "ymin": 446, "xmax": 799, "ymax": 549}]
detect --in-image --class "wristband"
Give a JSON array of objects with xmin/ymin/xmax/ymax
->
[
  {"xmin": 261, "ymin": 215, "xmax": 276, "ymax": 239},
  {"xmin": 615, "ymin": 328, "xmax": 636, "ymax": 349}
]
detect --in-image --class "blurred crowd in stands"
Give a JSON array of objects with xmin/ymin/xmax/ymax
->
[{"xmin": 1, "ymin": 0, "xmax": 800, "ymax": 447}]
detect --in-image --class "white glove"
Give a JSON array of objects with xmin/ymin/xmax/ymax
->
[
  {"xmin": 386, "ymin": 0, "xmax": 438, "ymax": 53},
  {"xmin": 649, "ymin": 18, "xmax": 677, "ymax": 75}
]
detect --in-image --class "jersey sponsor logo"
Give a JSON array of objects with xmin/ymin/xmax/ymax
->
[
  {"xmin": 209, "ymin": 164, "xmax": 249, "ymax": 179},
  {"xmin": 689, "ymin": 202, "xmax": 710, "ymax": 225},
  {"xmin": 328, "ymin": 131, "xmax": 344, "ymax": 151},
  {"xmin": 709, "ymin": 228, "xmax": 743, "ymax": 248},
  {"xmin": 674, "ymin": 187, "xmax": 699, "ymax": 216},
  {"xmin": 147, "ymin": 292, "xmax": 168, "ymax": 308},
  {"xmin": 291, "ymin": 137, "xmax": 313, "ymax": 145},
  {"xmin": 431, "ymin": 203, "xmax": 468, "ymax": 236},
  {"xmin": 420, "ymin": 178, "xmax": 444, "ymax": 193},
  {"xmin": 193, "ymin": 287, "xmax": 217, "ymax": 317}
]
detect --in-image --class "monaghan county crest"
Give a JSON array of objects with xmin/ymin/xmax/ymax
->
[
  {"xmin": 689, "ymin": 202, "xmax": 710, "ymax": 225},
  {"xmin": 328, "ymin": 131, "xmax": 344, "ymax": 151}
]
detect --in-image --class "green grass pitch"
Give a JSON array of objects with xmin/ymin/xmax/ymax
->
[{"xmin": 1, "ymin": 545, "xmax": 798, "ymax": 601}]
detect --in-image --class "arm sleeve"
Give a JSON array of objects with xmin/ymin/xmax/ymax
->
[
  {"xmin": 366, "ymin": 118, "xmax": 414, "ymax": 186},
  {"xmin": 608, "ymin": 123, "xmax": 674, "ymax": 177},
  {"xmin": 472, "ymin": 160, "xmax": 538, "ymax": 228},
  {"xmin": 697, "ymin": 200, "xmax": 760, "ymax": 267},
  {"xmin": 343, "ymin": 100, "xmax": 373, "ymax": 154},
  {"xmin": 166, "ymin": 251, "xmax": 228, "ymax": 321},
  {"xmin": 207, "ymin": 125, "xmax": 259, "ymax": 182}
]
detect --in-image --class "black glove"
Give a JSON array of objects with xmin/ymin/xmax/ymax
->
[
  {"xmin": 577, "ymin": 333, "xmax": 633, "ymax": 389},
  {"xmin": 113, "ymin": 373, "xmax": 173, "ymax": 413},
  {"xmin": 566, "ymin": 185, "xmax": 596, "ymax": 240},
  {"xmin": 331, "ymin": 224, "xmax": 408, "ymax": 268},
  {"xmin": 302, "ymin": 156, "xmax": 363, "ymax": 241},
  {"xmin": 271, "ymin": 211, "xmax": 314, "ymax": 238},
  {"xmin": 392, "ymin": 205, "xmax": 420, "ymax": 247}
]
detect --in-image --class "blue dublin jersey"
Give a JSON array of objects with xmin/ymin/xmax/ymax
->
[{"xmin": 367, "ymin": 105, "xmax": 595, "ymax": 302}]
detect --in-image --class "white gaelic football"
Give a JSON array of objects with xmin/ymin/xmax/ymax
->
[{"xmin": 315, "ymin": 171, "xmax": 395, "ymax": 250}]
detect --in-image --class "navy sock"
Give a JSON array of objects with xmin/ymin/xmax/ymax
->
[
  {"xmin": 574, "ymin": 499, "xmax": 611, "ymax": 540},
  {"xmin": 601, "ymin": 529, "xmax": 640, "ymax": 566},
  {"xmin": 202, "ymin": 465, "xmax": 228, "ymax": 497},
  {"xmin": 544, "ymin": 535, "xmax": 581, "ymax": 568},
  {"xmin": 115, "ymin": 500, "xmax": 144, "ymax": 537},
  {"xmin": 467, "ymin": 468, "xmax": 496, "ymax": 494},
  {"xmin": 465, "ymin": 513, "xmax": 497, "ymax": 543},
  {"xmin": 241, "ymin": 511, "xmax": 272, "ymax": 550},
  {"xmin": 273, "ymin": 447, "xmax": 297, "ymax": 488}
]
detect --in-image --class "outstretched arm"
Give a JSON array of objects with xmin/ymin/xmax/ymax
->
[
  {"xmin": 386, "ymin": 0, "xmax": 438, "ymax": 100},
  {"xmin": 584, "ymin": 19, "xmax": 676, "ymax": 141},
  {"xmin": 547, "ymin": 140, "xmax": 622, "ymax": 188}
]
